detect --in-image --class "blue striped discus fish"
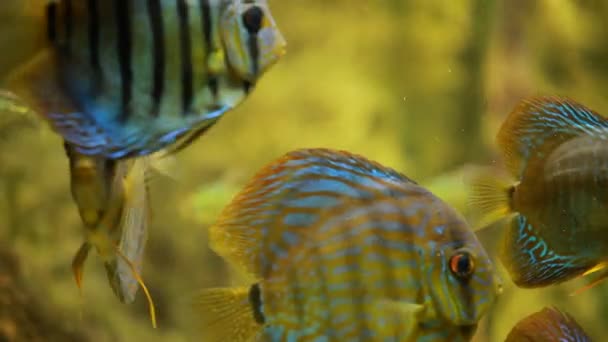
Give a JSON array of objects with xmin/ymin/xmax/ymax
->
[
  {"xmin": 1, "ymin": 0, "xmax": 285, "ymax": 158},
  {"xmin": 196, "ymin": 195, "xmax": 502, "ymax": 341},
  {"xmin": 506, "ymin": 307, "xmax": 592, "ymax": 342},
  {"xmin": 208, "ymin": 148, "xmax": 417, "ymax": 279}
]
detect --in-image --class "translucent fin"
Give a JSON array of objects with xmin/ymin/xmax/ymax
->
[
  {"xmin": 107, "ymin": 158, "xmax": 151, "ymax": 304},
  {"xmin": 113, "ymin": 244, "xmax": 157, "ymax": 329},
  {"xmin": 506, "ymin": 307, "xmax": 591, "ymax": 342},
  {"xmin": 210, "ymin": 148, "xmax": 415, "ymax": 278},
  {"xmin": 71, "ymin": 242, "xmax": 91, "ymax": 296},
  {"xmin": 193, "ymin": 286, "xmax": 262, "ymax": 342},
  {"xmin": 0, "ymin": 90, "xmax": 40, "ymax": 140},
  {"xmin": 464, "ymin": 166, "xmax": 516, "ymax": 230},
  {"xmin": 500, "ymin": 215, "xmax": 594, "ymax": 288},
  {"xmin": 570, "ymin": 263, "xmax": 608, "ymax": 296},
  {"xmin": 369, "ymin": 300, "xmax": 424, "ymax": 339},
  {"xmin": 497, "ymin": 96, "xmax": 608, "ymax": 177}
]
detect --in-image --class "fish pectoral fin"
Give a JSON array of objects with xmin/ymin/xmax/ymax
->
[
  {"xmin": 571, "ymin": 263, "xmax": 608, "ymax": 296},
  {"xmin": 0, "ymin": 90, "xmax": 41, "ymax": 138},
  {"xmin": 194, "ymin": 285, "xmax": 264, "ymax": 342},
  {"xmin": 369, "ymin": 300, "xmax": 425, "ymax": 338},
  {"xmin": 464, "ymin": 166, "xmax": 516, "ymax": 230}
]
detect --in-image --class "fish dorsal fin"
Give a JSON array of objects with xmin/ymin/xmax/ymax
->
[
  {"xmin": 497, "ymin": 96, "xmax": 608, "ymax": 177},
  {"xmin": 209, "ymin": 148, "xmax": 415, "ymax": 279},
  {"xmin": 500, "ymin": 214, "xmax": 594, "ymax": 287}
]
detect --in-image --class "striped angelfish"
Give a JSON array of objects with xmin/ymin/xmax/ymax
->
[
  {"xmin": 1, "ymin": 0, "xmax": 286, "ymax": 158},
  {"xmin": 194, "ymin": 148, "xmax": 502, "ymax": 341}
]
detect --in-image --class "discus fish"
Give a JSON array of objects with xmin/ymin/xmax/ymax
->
[
  {"xmin": 0, "ymin": 0, "xmax": 286, "ymax": 158},
  {"xmin": 68, "ymin": 146, "xmax": 161, "ymax": 327},
  {"xmin": 505, "ymin": 307, "xmax": 592, "ymax": 342},
  {"xmin": 208, "ymin": 148, "xmax": 417, "ymax": 279},
  {"xmin": 196, "ymin": 195, "xmax": 502, "ymax": 341},
  {"xmin": 468, "ymin": 96, "xmax": 608, "ymax": 290}
]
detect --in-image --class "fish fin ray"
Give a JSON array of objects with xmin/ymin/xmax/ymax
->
[
  {"xmin": 0, "ymin": 90, "xmax": 41, "ymax": 140},
  {"xmin": 71, "ymin": 242, "xmax": 91, "ymax": 296},
  {"xmin": 370, "ymin": 300, "xmax": 424, "ymax": 339},
  {"xmin": 108, "ymin": 158, "xmax": 151, "ymax": 303},
  {"xmin": 498, "ymin": 96, "xmax": 608, "ymax": 177},
  {"xmin": 464, "ymin": 166, "xmax": 516, "ymax": 230},
  {"xmin": 571, "ymin": 263, "xmax": 608, "ymax": 296},
  {"xmin": 193, "ymin": 286, "xmax": 263, "ymax": 342}
]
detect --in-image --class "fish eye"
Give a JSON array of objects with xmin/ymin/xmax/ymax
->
[
  {"xmin": 242, "ymin": 6, "xmax": 264, "ymax": 34},
  {"xmin": 449, "ymin": 251, "xmax": 475, "ymax": 280}
]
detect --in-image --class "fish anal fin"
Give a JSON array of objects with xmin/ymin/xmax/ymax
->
[
  {"xmin": 497, "ymin": 96, "xmax": 608, "ymax": 177},
  {"xmin": 194, "ymin": 286, "xmax": 263, "ymax": 342},
  {"xmin": 571, "ymin": 263, "xmax": 608, "ymax": 296},
  {"xmin": 500, "ymin": 215, "xmax": 592, "ymax": 287}
]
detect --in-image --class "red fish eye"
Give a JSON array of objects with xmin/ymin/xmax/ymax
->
[
  {"xmin": 449, "ymin": 251, "xmax": 475, "ymax": 279},
  {"xmin": 242, "ymin": 6, "xmax": 264, "ymax": 34}
]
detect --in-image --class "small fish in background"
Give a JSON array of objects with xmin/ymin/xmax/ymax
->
[
  {"xmin": 196, "ymin": 149, "xmax": 501, "ymax": 341},
  {"xmin": 0, "ymin": 0, "xmax": 286, "ymax": 158},
  {"xmin": 467, "ymin": 96, "xmax": 608, "ymax": 291},
  {"xmin": 208, "ymin": 148, "xmax": 417, "ymax": 279},
  {"xmin": 195, "ymin": 194, "xmax": 502, "ymax": 341},
  {"xmin": 66, "ymin": 145, "xmax": 174, "ymax": 328},
  {"xmin": 505, "ymin": 307, "xmax": 592, "ymax": 342}
]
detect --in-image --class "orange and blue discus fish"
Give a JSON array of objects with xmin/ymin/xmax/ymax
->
[
  {"xmin": 195, "ymin": 148, "xmax": 502, "ymax": 341},
  {"xmin": 196, "ymin": 196, "xmax": 502, "ymax": 341},
  {"xmin": 0, "ymin": 0, "xmax": 286, "ymax": 158},
  {"xmin": 505, "ymin": 307, "xmax": 592, "ymax": 342},
  {"xmin": 468, "ymin": 96, "xmax": 608, "ymax": 290},
  {"xmin": 208, "ymin": 148, "xmax": 417, "ymax": 279}
]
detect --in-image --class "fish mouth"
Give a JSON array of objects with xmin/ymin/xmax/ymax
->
[{"xmin": 459, "ymin": 324, "xmax": 478, "ymax": 340}]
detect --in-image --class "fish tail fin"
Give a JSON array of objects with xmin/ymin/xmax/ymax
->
[
  {"xmin": 0, "ymin": 0, "xmax": 48, "ymax": 75},
  {"xmin": 464, "ymin": 167, "xmax": 516, "ymax": 230},
  {"xmin": 112, "ymin": 244, "xmax": 157, "ymax": 328},
  {"xmin": 193, "ymin": 286, "xmax": 263, "ymax": 342}
]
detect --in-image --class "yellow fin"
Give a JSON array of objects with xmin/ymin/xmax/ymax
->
[
  {"xmin": 113, "ymin": 245, "xmax": 157, "ymax": 329},
  {"xmin": 71, "ymin": 242, "xmax": 91, "ymax": 296},
  {"xmin": 369, "ymin": 300, "xmax": 424, "ymax": 339},
  {"xmin": 497, "ymin": 96, "xmax": 608, "ymax": 177},
  {"xmin": 0, "ymin": 90, "xmax": 40, "ymax": 140},
  {"xmin": 193, "ymin": 286, "xmax": 262, "ymax": 342},
  {"xmin": 107, "ymin": 158, "xmax": 151, "ymax": 304},
  {"xmin": 464, "ymin": 166, "xmax": 516, "ymax": 230},
  {"xmin": 570, "ymin": 263, "xmax": 608, "ymax": 296}
]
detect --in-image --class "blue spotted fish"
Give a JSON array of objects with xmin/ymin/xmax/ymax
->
[
  {"xmin": 505, "ymin": 307, "xmax": 592, "ymax": 342},
  {"xmin": 0, "ymin": 0, "xmax": 285, "ymax": 158},
  {"xmin": 468, "ymin": 96, "xmax": 608, "ymax": 290},
  {"xmin": 195, "ymin": 149, "xmax": 502, "ymax": 341}
]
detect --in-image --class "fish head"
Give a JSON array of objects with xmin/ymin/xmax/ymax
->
[
  {"xmin": 422, "ymin": 200, "xmax": 502, "ymax": 328},
  {"xmin": 220, "ymin": 0, "xmax": 286, "ymax": 81}
]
